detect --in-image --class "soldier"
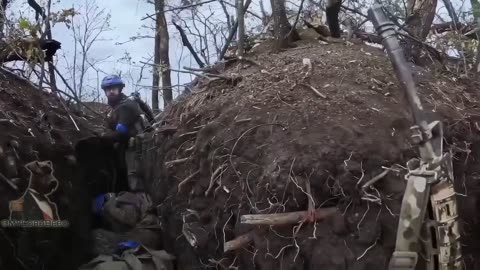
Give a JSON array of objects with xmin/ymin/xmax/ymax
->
[{"xmin": 100, "ymin": 75, "xmax": 154, "ymax": 192}]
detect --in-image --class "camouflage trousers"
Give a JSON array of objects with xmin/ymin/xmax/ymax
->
[{"xmin": 125, "ymin": 135, "xmax": 145, "ymax": 192}]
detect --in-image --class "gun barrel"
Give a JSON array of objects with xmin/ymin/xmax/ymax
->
[{"xmin": 368, "ymin": 6, "xmax": 427, "ymax": 130}]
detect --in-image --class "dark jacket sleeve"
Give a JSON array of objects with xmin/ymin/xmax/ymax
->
[{"xmin": 102, "ymin": 101, "xmax": 142, "ymax": 142}]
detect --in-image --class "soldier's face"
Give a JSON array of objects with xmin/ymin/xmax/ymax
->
[{"xmin": 104, "ymin": 87, "xmax": 121, "ymax": 99}]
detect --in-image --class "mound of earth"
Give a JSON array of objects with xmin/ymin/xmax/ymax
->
[
  {"xmin": 0, "ymin": 68, "xmax": 99, "ymax": 270},
  {"xmin": 145, "ymin": 41, "xmax": 480, "ymax": 269}
]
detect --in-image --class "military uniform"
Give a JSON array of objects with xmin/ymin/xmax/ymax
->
[{"xmin": 104, "ymin": 93, "xmax": 152, "ymax": 192}]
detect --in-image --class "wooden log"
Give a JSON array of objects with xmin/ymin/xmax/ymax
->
[
  {"xmin": 224, "ymin": 231, "xmax": 255, "ymax": 252},
  {"xmin": 241, "ymin": 207, "xmax": 338, "ymax": 225}
]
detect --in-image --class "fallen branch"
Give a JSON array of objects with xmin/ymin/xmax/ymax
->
[
  {"xmin": 140, "ymin": 61, "xmax": 239, "ymax": 81},
  {"xmin": 241, "ymin": 207, "xmax": 339, "ymax": 226},
  {"xmin": 183, "ymin": 66, "xmax": 214, "ymax": 72},
  {"xmin": 177, "ymin": 170, "xmax": 200, "ymax": 193},
  {"xmin": 299, "ymin": 83, "xmax": 327, "ymax": 99},
  {"xmin": 431, "ymin": 22, "xmax": 477, "ymax": 39},
  {"xmin": 361, "ymin": 169, "xmax": 390, "ymax": 189},
  {"xmin": 165, "ymin": 157, "xmax": 190, "ymax": 167},
  {"xmin": 224, "ymin": 231, "xmax": 255, "ymax": 252},
  {"xmin": 305, "ymin": 179, "xmax": 315, "ymax": 222}
]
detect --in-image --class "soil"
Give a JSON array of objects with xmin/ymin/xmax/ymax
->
[
  {"xmin": 0, "ymin": 68, "xmax": 100, "ymax": 270},
  {"xmin": 146, "ymin": 38, "xmax": 480, "ymax": 270},
  {"xmin": 1, "ymin": 35, "xmax": 480, "ymax": 270}
]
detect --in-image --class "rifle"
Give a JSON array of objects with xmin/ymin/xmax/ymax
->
[{"xmin": 368, "ymin": 5, "xmax": 462, "ymax": 270}]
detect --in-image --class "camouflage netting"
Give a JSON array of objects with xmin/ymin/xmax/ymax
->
[{"xmin": 143, "ymin": 39, "xmax": 480, "ymax": 270}]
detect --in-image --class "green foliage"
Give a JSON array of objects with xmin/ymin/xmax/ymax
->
[
  {"xmin": 18, "ymin": 18, "xmax": 31, "ymax": 30},
  {"xmin": 17, "ymin": 17, "xmax": 41, "ymax": 37}
]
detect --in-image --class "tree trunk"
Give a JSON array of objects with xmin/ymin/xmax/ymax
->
[
  {"xmin": 404, "ymin": 0, "xmax": 438, "ymax": 62},
  {"xmin": 152, "ymin": 0, "xmax": 161, "ymax": 112},
  {"xmin": 45, "ymin": 0, "xmax": 57, "ymax": 93},
  {"xmin": 0, "ymin": 0, "xmax": 8, "ymax": 39},
  {"xmin": 472, "ymin": 0, "xmax": 480, "ymax": 72},
  {"xmin": 260, "ymin": 0, "xmax": 269, "ymax": 27},
  {"xmin": 270, "ymin": 0, "xmax": 290, "ymax": 50},
  {"xmin": 237, "ymin": 0, "xmax": 245, "ymax": 56},
  {"xmin": 157, "ymin": 0, "xmax": 172, "ymax": 106},
  {"xmin": 218, "ymin": 0, "xmax": 253, "ymax": 61}
]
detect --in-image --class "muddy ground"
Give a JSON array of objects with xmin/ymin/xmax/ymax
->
[{"xmin": 145, "ymin": 38, "xmax": 480, "ymax": 269}]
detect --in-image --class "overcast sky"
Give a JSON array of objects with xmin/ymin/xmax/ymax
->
[{"xmin": 9, "ymin": 0, "xmax": 473, "ymax": 107}]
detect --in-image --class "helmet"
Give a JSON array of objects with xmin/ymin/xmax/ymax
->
[{"xmin": 101, "ymin": 75, "xmax": 125, "ymax": 90}]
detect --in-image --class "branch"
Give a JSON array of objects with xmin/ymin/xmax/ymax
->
[
  {"xmin": 286, "ymin": 0, "xmax": 306, "ymax": 38},
  {"xmin": 240, "ymin": 207, "xmax": 340, "ymax": 226},
  {"xmin": 224, "ymin": 231, "xmax": 254, "ymax": 252},
  {"xmin": 142, "ymin": 0, "xmax": 217, "ymax": 21},
  {"xmin": 172, "ymin": 20, "xmax": 205, "ymax": 67},
  {"xmin": 431, "ymin": 22, "xmax": 478, "ymax": 40},
  {"xmin": 218, "ymin": 0, "xmax": 262, "ymax": 20},
  {"xmin": 52, "ymin": 65, "xmax": 102, "ymax": 117},
  {"xmin": 341, "ymin": 4, "xmax": 368, "ymax": 18},
  {"xmin": 218, "ymin": 0, "xmax": 253, "ymax": 61},
  {"xmin": 440, "ymin": 0, "xmax": 459, "ymax": 27}
]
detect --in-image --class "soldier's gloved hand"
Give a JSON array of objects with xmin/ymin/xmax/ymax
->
[
  {"xmin": 92, "ymin": 193, "xmax": 105, "ymax": 215},
  {"xmin": 116, "ymin": 240, "xmax": 141, "ymax": 254},
  {"xmin": 92, "ymin": 193, "xmax": 115, "ymax": 215}
]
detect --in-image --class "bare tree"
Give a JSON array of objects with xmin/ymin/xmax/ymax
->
[
  {"xmin": 404, "ymin": 0, "xmax": 438, "ymax": 61},
  {"xmin": 66, "ymin": 0, "xmax": 111, "ymax": 100},
  {"xmin": 260, "ymin": 0, "xmax": 269, "ymax": 26},
  {"xmin": 237, "ymin": 0, "xmax": 245, "ymax": 56},
  {"xmin": 270, "ymin": 0, "xmax": 292, "ymax": 50},
  {"xmin": 152, "ymin": 1, "xmax": 161, "ymax": 111},
  {"xmin": 472, "ymin": 0, "xmax": 480, "ymax": 72},
  {"xmin": 153, "ymin": 0, "xmax": 172, "ymax": 109},
  {"xmin": 44, "ymin": 0, "xmax": 57, "ymax": 93},
  {"xmin": 0, "ymin": 0, "xmax": 8, "ymax": 39},
  {"xmin": 219, "ymin": 0, "xmax": 233, "ymax": 31}
]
